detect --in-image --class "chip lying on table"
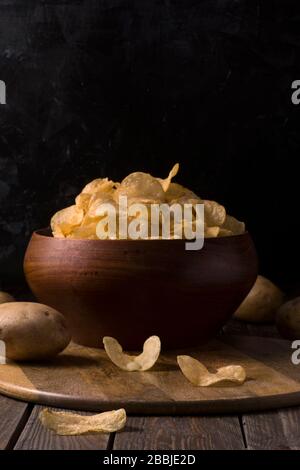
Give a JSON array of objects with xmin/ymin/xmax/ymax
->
[
  {"xmin": 39, "ymin": 408, "xmax": 127, "ymax": 435},
  {"xmin": 51, "ymin": 164, "xmax": 245, "ymax": 240}
]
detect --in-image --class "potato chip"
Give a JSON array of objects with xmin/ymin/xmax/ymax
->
[
  {"xmin": 204, "ymin": 226, "xmax": 220, "ymax": 238},
  {"xmin": 67, "ymin": 223, "xmax": 98, "ymax": 239},
  {"xmin": 218, "ymin": 228, "xmax": 234, "ymax": 237},
  {"xmin": 157, "ymin": 163, "xmax": 179, "ymax": 192},
  {"xmin": 115, "ymin": 172, "xmax": 165, "ymax": 201},
  {"xmin": 177, "ymin": 355, "xmax": 246, "ymax": 387},
  {"xmin": 81, "ymin": 178, "xmax": 116, "ymax": 195},
  {"xmin": 221, "ymin": 214, "xmax": 245, "ymax": 235},
  {"xmin": 203, "ymin": 200, "xmax": 226, "ymax": 227},
  {"xmin": 75, "ymin": 193, "xmax": 91, "ymax": 212},
  {"xmin": 39, "ymin": 408, "xmax": 126, "ymax": 435},
  {"xmin": 51, "ymin": 165, "xmax": 246, "ymax": 240},
  {"xmin": 87, "ymin": 196, "xmax": 116, "ymax": 219},
  {"xmin": 165, "ymin": 183, "xmax": 198, "ymax": 203},
  {"xmin": 103, "ymin": 335, "xmax": 161, "ymax": 371},
  {"xmin": 51, "ymin": 205, "xmax": 84, "ymax": 238}
]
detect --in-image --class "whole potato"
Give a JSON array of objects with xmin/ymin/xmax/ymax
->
[
  {"xmin": 276, "ymin": 297, "xmax": 300, "ymax": 339},
  {"xmin": 0, "ymin": 291, "xmax": 15, "ymax": 304},
  {"xmin": 0, "ymin": 302, "xmax": 71, "ymax": 361},
  {"xmin": 234, "ymin": 275, "xmax": 284, "ymax": 323}
]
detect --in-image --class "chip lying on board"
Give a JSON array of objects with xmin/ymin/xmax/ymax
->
[
  {"xmin": 103, "ymin": 335, "xmax": 161, "ymax": 371},
  {"xmin": 50, "ymin": 163, "xmax": 245, "ymax": 240},
  {"xmin": 177, "ymin": 355, "xmax": 246, "ymax": 387},
  {"xmin": 39, "ymin": 408, "xmax": 126, "ymax": 435}
]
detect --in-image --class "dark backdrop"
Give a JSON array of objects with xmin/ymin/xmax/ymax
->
[{"xmin": 0, "ymin": 0, "xmax": 299, "ymax": 291}]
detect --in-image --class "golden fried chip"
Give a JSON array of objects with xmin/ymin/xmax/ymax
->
[
  {"xmin": 177, "ymin": 355, "xmax": 246, "ymax": 387},
  {"xmin": 81, "ymin": 178, "xmax": 116, "ymax": 195},
  {"xmin": 218, "ymin": 228, "xmax": 234, "ymax": 237},
  {"xmin": 204, "ymin": 226, "xmax": 220, "ymax": 238},
  {"xmin": 75, "ymin": 193, "xmax": 91, "ymax": 212},
  {"xmin": 51, "ymin": 205, "xmax": 84, "ymax": 238},
  {"xmin": 157, "ymin": 163, "xmax": 179, "ymax": 192},
  {"xmin": 203, "ymin": 200, "xmax": 226, "ymax": 227},
  {"xmin": 51, "ymin": 164, "xmax": 246, "ymax": 239},
  {"xmin": 87, "ymin": 196, "xmax": 116, "ymax": 219},
  {"xmin": 115, "ymin": 172, "xmax": 165, "ymax": 201},
  {"xmin": 67, "ymin": 223, "xmax": 98, "ymax": 239},
  {"xmin": 39, "ymin": 408, "xmax": 126, "ymax": 435},
  {"xmin": 103, "ymin": 335, "xmax": 161, "ymax": 371},
  {"xmin": 222, "ymin": 215, "xmax": 245, "ymax": 235},
  {"xmin": 165, "ymin": 183, "xmax": 199, "ymax": 203}
]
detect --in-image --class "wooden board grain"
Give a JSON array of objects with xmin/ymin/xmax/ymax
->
[
  {"xmin": 113, "ymin": 416, "xmax": 245, "ymax": 450},
  {"xmin": 0, "ymin": 336, "xmax": 300, "ymax": 414},
  {"xmin": 0, "ymin": 395, "xmax": 31, "ymax": 450}
]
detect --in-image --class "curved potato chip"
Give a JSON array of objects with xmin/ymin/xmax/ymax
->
[
  {"xmin": 51, "ymin": 205, "xmax": 84, "ymax": 238},
  {"xmin": 157, "ymin": 163, "xmax": 179, "ymax": 193},
  {"xmin": 67, "ymin": 223, "xmax": 98, "ymax": 239},
  {"xmin": 81, "ymin": 178, "xmax": 116, "ymax": 195},
  {"xmin": 87, "ymin": 196, "xmax": 117, "ymax": 219},
  {"xmin": 165, "ymin": 183, "xmax": 199, "ymax": 203},
  {"xmin": 218, "ymin": 228, "xmax": 234, "ymax": 237},
  {"xmin": 177, "ymin": 355, "xmax": 246, "ymax": 387},
  {"xmin": 204, "ymin": 226, "xmax": 220, "ymax": 238},
  {"xmin": 203, "ymin": 200, "xmax": 226, "ymax": 227},
  {"xmin": 103, "ymin": 335, "xmax": 161, "ymax": 371},
  {"xmin": 176, "ymin": 196, "xmax": 202, "ymax": 206},
  {"xmin": 222, "ymin": 214, "xmax": 245, "ymax": 235},
  {"xmin": 115, "ymin": 172, "xmax": 165, "ymax": 201},
  {"xmin": 75, "ymin": 193, "xmax": 92, "ymax": 212},
  {"xmin": 51, "ymin": 166, "xmax": 246, "ymax": 239},
  {"xmin": 39, "ymin": 408, "xmax": 126, "ymax": 435}
]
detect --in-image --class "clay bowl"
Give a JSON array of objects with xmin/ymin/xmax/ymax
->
[{"xmin": 24, "ymin": 229, "xmax": 258, "ymax": 350}]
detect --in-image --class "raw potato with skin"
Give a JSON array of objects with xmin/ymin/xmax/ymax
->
[
  {"xmin": 103, "ymin": 335, "xmax": 161, "ymax": 371},
  {"xmin": 276, "ymin": 297, "xmax": 300, "ymax": 339},
  {"xmin": 39, "ymin": 408, "xmax": 126, "ymax": 435},
  {"xmin": 234, "ymin": 275, "xmax": 284, "ymax": 323},
  {"xmin": 177, "ymin": 355, "xmax": 246, "ymax": 387},
  {"xmin": 0, "ymin": 291, "xmax": 14, "ymax": 304},
  {"xmin": 0, "ymin": 302, "xmax": 71, "ymax": 361}
]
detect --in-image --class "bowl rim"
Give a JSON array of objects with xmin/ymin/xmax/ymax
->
[{"xmin": 32, "ymin": 227, "xmax": 250, "ymax": 244}]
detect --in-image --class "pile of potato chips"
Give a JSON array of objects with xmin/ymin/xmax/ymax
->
[{"xmin": 51, "ymin": 164, "xmax": 245, "ymax": 240}]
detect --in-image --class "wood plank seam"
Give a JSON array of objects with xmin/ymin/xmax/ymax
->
[
  {"xmin": 6, "ymin": 403, "xmax": 34, "ymax": 450},
  {"xmin": 107, "ymin": 432, "xmax": 116, "ymax": 450},
  {"xmin": 238, "ymin": 415, "xmax": 248, "ymax": 449}
]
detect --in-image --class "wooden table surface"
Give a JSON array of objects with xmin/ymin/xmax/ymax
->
[{"xmin": 1, "ymin": 320, "xmax": 300, "ymax": 451}]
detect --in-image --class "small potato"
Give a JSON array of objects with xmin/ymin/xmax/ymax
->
[
  {"xmin": 234, "ymin": 275, "xmax": 284, "ymax": 323},
  {"xmin": 0, "ymin": 291, "xmax": 15, "ymax": 304},
  {"xmin": 0, "ymin": 302, "xmax": 71, "ymax": 361},
  {"xmin": 276, "ymin": 297, "xmax": 300, "ymax": 339}
]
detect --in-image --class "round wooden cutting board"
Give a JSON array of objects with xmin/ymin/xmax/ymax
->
[{"xmin": 0, "ymin": 335, "xmax": 300, "ymax": 414}]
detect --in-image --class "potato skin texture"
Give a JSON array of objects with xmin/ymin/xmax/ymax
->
[
  {"xmin": 276, "ymin": 297, "xmax": 300, "ymax": 339},
  {"xmin": 234, "ymin": 275, "xmax": 284, "ymax": 323},
  {"xmin": 0, "ymin": 302, "xmax": 71, "ymax": 361},
  {"xmin": 0, "ymin": 291, "xmax": 15, "ymax": 304}
]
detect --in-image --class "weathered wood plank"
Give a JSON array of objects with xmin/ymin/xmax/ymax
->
[
  {"xmin": 0, "ymin": 395, "xmax": 31, "ymax": 450},
  {"xmin": 14, "ymin": 405, "xmax": 110, "ymax": 450},
  {"xmin": 113, "ymin": 416, "xmax": 245, "ymax": 450},
  {"xmin": 242, "ymin": 407, "xmax": 300, "ymax": 450}
]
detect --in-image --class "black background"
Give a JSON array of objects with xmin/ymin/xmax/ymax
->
[{"xmin": 0, "ymin": 0, "xmax": 299, "ymax": 291}]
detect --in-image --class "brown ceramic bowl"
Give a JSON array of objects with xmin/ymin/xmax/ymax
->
[{"xmin": 24, "ymin": 229, "xmax": 258, "ymax": 350}]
